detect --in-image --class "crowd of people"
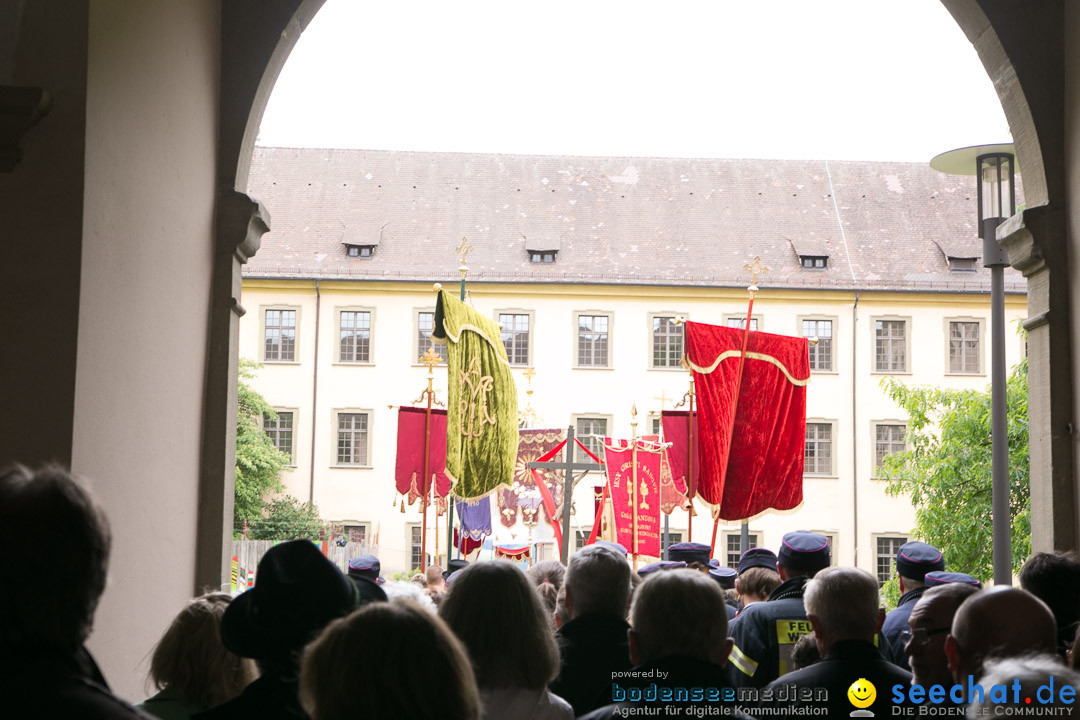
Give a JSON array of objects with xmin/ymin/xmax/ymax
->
[{"xmin": 7, "ymin": 463, "xmax": 1080, "ymax": 719}]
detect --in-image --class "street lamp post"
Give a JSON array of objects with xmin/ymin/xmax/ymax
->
[{"xmin": 930, "ymin": 144, "xmax": 1016, "ymax": 587}]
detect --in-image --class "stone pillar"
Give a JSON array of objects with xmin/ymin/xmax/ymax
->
[
  {"xmin": 196, "ymin": 190, "xmax": 268, "ymax": 592},
  {"xmin": 998, "ymin": 205, "xmax": 1077, "ymax": 552}
]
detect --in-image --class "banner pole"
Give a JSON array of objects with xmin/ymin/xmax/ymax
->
[{"xmin": 631, "ymin": 404, "xmax": 639, "ymax": 570}]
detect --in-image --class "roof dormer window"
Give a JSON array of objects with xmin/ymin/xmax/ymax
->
[
  {"xmin": 800, "ymin": 255, "xmax": 827, "ymax": 269},
  {"xmin": 529, "ymin": 250, "xmax": 556, "ymax": 264},
  {"xmin": 948, "ymin": 257, "xmax": 978, "ymax": 273},
  {"xmin": 344, "ymin": 244, "xmax": 375, "ymax": 259}
]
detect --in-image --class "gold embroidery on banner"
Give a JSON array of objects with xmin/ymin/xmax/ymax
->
[
  {"xmin": 686, "ymin": 350, "xmax": 809, "ymax": 386},
  {"xmin": 459, "ymin": 356, "xmax": 497, "ymax": 438}
]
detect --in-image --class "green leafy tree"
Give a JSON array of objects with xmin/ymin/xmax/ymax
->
[
  {"xmin": 879, "ymin": 358, "xmax": 1030, "ymax": 583},
  {"xmin": 234, "ymin": 359, "xmax": 289, "ymax": 536},
  {"xmin": 248, "ymin": 497, "xmax": 327, "ymax": 541}
]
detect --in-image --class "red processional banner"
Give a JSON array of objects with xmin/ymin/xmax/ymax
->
[
  {"xmin": 641, "ymin": 434, "xmax": 691, "ymax": 515},
  {"xmin": 661, "ymin": 411, "xmax": 697, "ymax": 499},
  {"xmin": 684, "ymin": 321, "xmax": 809, "ymax": 520},
  {"xmin": 603, "ymin": 438, "xmax": 662, "ymax": 557},
  {"xmin": 394, "ymin": 407, "xmax": 451, "ymax": 505}
]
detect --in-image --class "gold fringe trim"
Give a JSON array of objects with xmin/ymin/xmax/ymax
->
[{"xmin": 686, "ymin": 350, "xmax": 809, "ymax": 386}]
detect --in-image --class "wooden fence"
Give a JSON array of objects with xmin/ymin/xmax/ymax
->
[{"xmin": 230, "ymin": 539, "xmax": 376, "ymax": 591}]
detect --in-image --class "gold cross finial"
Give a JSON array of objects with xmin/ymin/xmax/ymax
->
[
  {"xmin": 455, "ymin": 237, "xmax": 473, "ymax": 266},
  {"xmin": 419, "ymin": 347, "xmax": 442, "ymax": 370},
  {"xmin": 654, "ymin": 389, "xmax": 670, "ymax": 411},
  {"xmin": 522, "ymin": 367, "xmax": 536, "ymax": 385},
  {"xmin": 744, "ymin": 256, "xmax": 768, "ymax": 287}
]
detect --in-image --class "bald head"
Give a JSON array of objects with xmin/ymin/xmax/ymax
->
[{"xmin": 945, "ymin": 587, "xmax": 1057, "ymax": 683}]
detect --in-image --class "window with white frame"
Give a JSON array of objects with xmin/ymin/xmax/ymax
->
[
  {"xmin": 574, "ymin": 416, "xmax": 608, "ymax": 464},
  {"xmin": 874, "ymin": 318, "xmax": 909, "ymax": 372},
  {"xmin": 874, "ymin": 424, "xmax": 907, "ymax": 472},
  {"xmin": 576, "ymin": 313, "xmax": 610, "ymax": 367},
  {"xmin": 416, "ymin": 311, "xmax": 447, "ymax": 364},
  {"xmin": 499, "ymin": 312, "xmax": 531, "ymax": 366},
  {"xmin": 875, "ymin": 535, "xmax": 909, "ymax": 585},
  {"xmin": 802, "ymin": 318, "xmax": 834, "ymax": 372},
  {"xmin": 338, "ymin": 309, "xmax": 372, "ymax": 363},
  {"xmin": 263, "ymin": 308, "xmax": 297, "ymax": 362},
  {"xmin": 409, "ymin": 525, "xmax": 424, "ymax": 571},
  {"xmin": 335, "ymin": 411, "xmax": 371, "ymax": 466},
  {"xmin": 948, "ymin": 320, "xmax": 982, "ymax": 374},
  {"xmin": 804, "ymin": 422, "xmax": 834, "ymax": 476},
  {"xmin": 725, "ymin": 316, "xmax": 760, "ymax": 331},
  {"xmin": 263, "ymin": 410, "xmax": 295, "ymax": 465},
  {"xmin": 651, "ymin": 315, "xmax": 683, "ymax": 368},
  {"xmin": 724, "ymin": 532, "xmax": 760, "ymax": 568},
  {"xmin": 647, "ymin": 414, "xmax": 662, "ymax": 437}
]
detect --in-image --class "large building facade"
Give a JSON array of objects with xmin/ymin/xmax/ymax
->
[{"xmin": 240, "ymin": 147, "xmax": 1027, "ymax": 577}]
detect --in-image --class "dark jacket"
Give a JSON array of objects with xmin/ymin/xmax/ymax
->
[
  {"xmin": 881, "ymin": 586, "xmax": 926, "ymax": 669},
  {"xmin": 578, "ymin": 654, "xmax": 755, "ymax": 720},
  {"xmin": 193, "ymin": 676, "xmax": 307, "ymax": 720},
  {"xmin": 547, "ymin": 612, "xmax": 631, "ymax": 716},
  {"xmin": 726, "ymin": 575, "xmax": 812, "ymax": 688},
  {"xmin": 2, "ymin": 646, "xmax": 155, "ymax": 720},
  {"xmin": 764, "ymin": 638, "xmax": 913, "ymax": 717}
]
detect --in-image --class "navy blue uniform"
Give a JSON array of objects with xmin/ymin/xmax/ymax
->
[
  {"xmin": 881, "ymin": 587, "xmax": 926, "ymax": 670},
  {"xmin": 726, "ymin": 576, "xmax": 812, "ymax": 688}
]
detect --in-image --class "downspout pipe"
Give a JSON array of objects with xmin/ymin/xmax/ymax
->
[
  {"xmin": 309, "ymin": 279, "xmax": 321, "ymax": 503},
  {"xmin": 852, "ymin": 290, "xmax": 859, "ymax": 567}
]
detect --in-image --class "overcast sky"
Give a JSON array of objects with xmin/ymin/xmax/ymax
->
[{"xmin": 258, "ymin": 0, "xmax": 1010, "ymax": 163}]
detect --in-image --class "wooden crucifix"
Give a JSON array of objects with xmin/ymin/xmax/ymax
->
[{"xmin": 527, "ymin": 424, "xmax": 603, "ymax": 564}]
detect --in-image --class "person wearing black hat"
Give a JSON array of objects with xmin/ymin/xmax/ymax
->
[
  {"xmin": 444, "ymin": 557, "xmax": 470, "ymax": 582},
  {"xmin": 726, "ymin": 531, "xmax": 830, "ymax": 689},
  {"xmin": 667, "ymin": 541, "xmax": 711, "ymax": 565},
  {"xmin": 881, "ymin": 541, "xmax": 945, "ymax": 670},
  {"xmin": 734, "ymin": 548, "xmax": 781, "ymax": 614},
  {"xmin": 194, "ymin": 540, "xmax": 385, "ymax": 720}
]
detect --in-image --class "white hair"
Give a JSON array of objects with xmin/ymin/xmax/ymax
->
[
  {"xmin": 803, "ymin": 566, "xmax": 879, "ymax": 638},
  {"xmin": 630, "ymin": 570, "xmax": 729, "ymax": 664},
  {"xmin": 564, "ymin": 545, "xmax": 631, "ymax": 618},
  {"xmin": 383, "ymin": 580, "xmax": 437, "ymax": 613}
]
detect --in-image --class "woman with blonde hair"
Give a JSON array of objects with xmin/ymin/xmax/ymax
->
[
  {"xmin": 137, "ymin": 593, "xmax": 256, "ymax": 720},
  {"xmin": 440, "ymin": 561, "xmax": 573, "ymax": 720},
  {"xmin": 300, "ymin": 599, "xmax": 480, "ymax": 720}
]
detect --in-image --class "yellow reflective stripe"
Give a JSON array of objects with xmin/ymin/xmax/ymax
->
[{"xmin": 728, "ymin": 643, "xmax": 758, "ymax": 677}]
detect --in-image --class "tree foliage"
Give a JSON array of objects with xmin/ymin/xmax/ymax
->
[
  {"xmin": 248, "ymin": 496, "xmax": 327, "ymax": 542},
  {"xmin": 234, "ymin": 359, "xmax": 291, "ymax": 536},
  {"xmin": 879, "ymin": 358, "xmax": 1030, "ymax": 583}
]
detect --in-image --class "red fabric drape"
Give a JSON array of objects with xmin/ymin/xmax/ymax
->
[
  {"xmin": 394, "ymin": 407, "xmax": 451, "ymax": 504},
  {"xmin": 660, "ymin": 411, "xmax": 696, "ymax": 497},
  {"xmin": 684, "ymin": 321, "xmax": 809, "ymax": 520},
  {"xmin": 452, "ymin": 528, "xmax": 484, "ymax": 555}
]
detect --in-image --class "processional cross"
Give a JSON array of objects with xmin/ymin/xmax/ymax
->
[{"xmin": 527, "ymin": 424, "xmax": 603, "ymax": 564}]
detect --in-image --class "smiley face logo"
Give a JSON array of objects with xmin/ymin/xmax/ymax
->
[{"xmin": 847, "ymin": 678, "xmax": 876, "ymax": 709}]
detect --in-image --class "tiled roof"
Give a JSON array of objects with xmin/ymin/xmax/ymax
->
[{"xmin": 244, "ymin": 147, "xmax": 1026, "ymax": 294}]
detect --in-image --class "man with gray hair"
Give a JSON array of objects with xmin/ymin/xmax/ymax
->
[
  {"xmin": 548, "ymin": 544, "xmax": 633, "ymax": 716},
  {"xmin": 765, "ymin": 567, "xmax": 911, "ymax": 717},
  {"xmin": 580, "ymin": 569, "xmax": 752, "ymax": 719},
  {"xmin": 945, "ymin": 586, "xmax": 1057, "ymax": 685}
]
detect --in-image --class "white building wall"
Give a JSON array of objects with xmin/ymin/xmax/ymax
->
[{"xmin": 239, "ymin": 278, "xmax": 1026, "ymax": 576}]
